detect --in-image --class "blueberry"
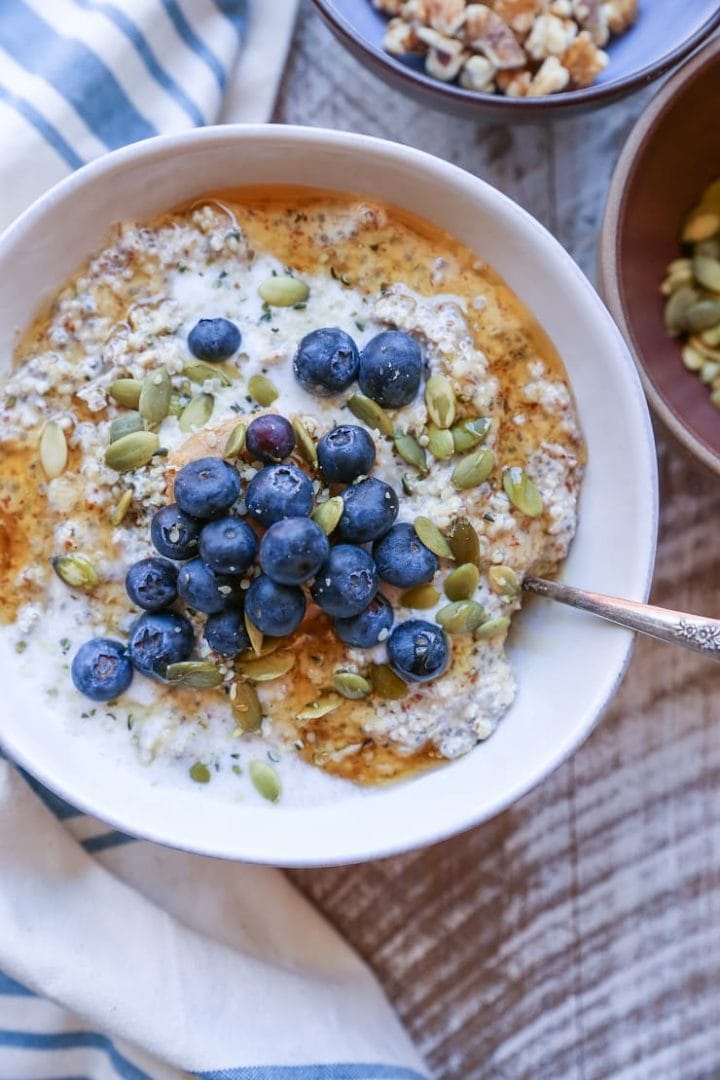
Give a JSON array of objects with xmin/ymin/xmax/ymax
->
[
  {"xmin": 71, "ymin": 638, "xmax": 133, "ymax": 701},
  {"xmin": 150, "ymin": 504, "xmax": 202, "ymax": 560},
  {"xmin": 177, "ymin": 558, "xmax": 241, "ymax": 614},
  {"xmin": 358, "ymin": 331, "xmax": 422, "ymax": 408},
  {"xmin": 203, "ymin": 608, "xmax": 250, "ymax": 657},
  {"xmin": 387, "ymin": 619, "xmax": 449, "ymax": 683},
  {"xmin": 128, "ymin": 611, "xmax": 194, "ymax": 681},
  {"xmin": 372, "ymin": 523, "xmax": 438, "ymax": 588},
  {"xmin": 246, "ymin": 464, "xmax": 314, "ymax": 527},
  {"xmin": 317, "ymin": 424, "xmax": 376, "ymax": 484},
  {"xmin": 246, "ymin": 414, "xmax": 295, "ymax": 464},
  {"xmin": 310, "ymin": 544, "xmax": 379, "ymax": 618},
  {"xmin": 125, "ymin": 557, "xmax": 178, "ymax": 611},
  {"xmin": 245, "ymin": 575, "xmax": 307, "ymax": 637},
  {"xmin": 334, "ymin": 592, "xmax": 393, "ymax": 649},
  {"xmin": 188, "ymin": 317, "xmax": 240, "ymax": 362},
  {"xmin": 336, "ymin": 477, "xmax": 399, "ymax": 543},
  {"xmin": 293, "ymin": 327, "xmax": 359, "ymax": 396},
  {"xmin": 259, "ymin": 518, "xmax": 329, "ymax": 586},
  {"xmin": 199, "ymin": 517, "xmax": 258, "ymax": 575},
  {"xmin": 174, "ymin": 457, "xmax": 241, "ymax": 520}
]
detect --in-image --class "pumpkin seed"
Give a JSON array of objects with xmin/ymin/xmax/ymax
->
[
  {"xmin": 248, "ymin": 374, "xmax": 279, "ymax": 407},
  {"xmin": 51, "ymin": 552, "xmax": 99, "ymax": 590},
  {"xmin": 139, "ymin": 367, "xmax": 171, "ymax": 426},
  {"xmin": 664, "ymin": 285, "xmax": 698, "ymax": 336},
  {"xmin": 414, "ymin": 516, "xmax": 454, "ymax": 559},
  {"xmin": 39, "ymin": 421, "xmax": 68, "ymax": 479},
  {"xmin": 444, "ymin": 563, "xmax": 480, "ymax": 601},
  {"xmin": 686, "ymin": 299, "xmax": 720, "ymax": 332},
  {"xmin": 110, "ymin": 489, "xmax": 133, "ymax": 526},
  {"xmin": 168, "ymin": 393, "xmax": 185, "ymax": 417},
  {"xmin": 370, "ymin": 663, "xmax": 408, "ymax": 700},
  {"xmin": 166, "ymin": 661, "xmax": 224, "ymax": 688},
  {"xmin": 231, "ymin": 680, "xmax": 263, "ymax": 733},
  {"xmin": 244, "ymin": 610, "xmax": 263, "ymax": 655},
  {"xmin": 401, "ymin": 583, "xmax": 441, "ymax": 610},
  {"xmin": 424, "ymin": 374, "xmax": 456, "ymax": 428},
  {"xmin": 183, "ymin": 359, "xmax": 232, "ymax": 387},
  {"xmin": 488, "ymin": 565, "xmax": 521, "ymax": 597},
  {"xmin": 109, "ymin": 411, "xmax": 143, "ymax": 443},
  {"xmin": 189, "ymin": 762, "xmax": 212, "ymax": 784},
  {"xmin": 696, "ymin": 239, "xmax": 720, "ymax": 260},
  {"xmin": 108, "ymin": 378, "xmax": 142, "ymax": 408},
  {"xmin": 503, "ymin": 466, "xmax": 543, "ymax": 517},
  {"xmin": 394, "ymin": 432, "xmax": 428, "ymax": 474},
  {"xmin": 427, "ymin": 424, "xmax": 454, "ymax": 460},
  {"xmin": 451, "ymin": 417, "xmax": 492, "ymax": 452},
  {"xmin": 474, "ymin": 615, "xmax": 511, "ymax": 640},
  {"xmin": 311, "ymin": 495, "xmax": 343, "ymax": 535},
  {"xmin": 224, "ymin": 421, "xmax": 247, "ymax": 459},
  {"xmin": 682, "ymin": 209, "xmax": 720, "ymax": 243},
  {"xmin": 347, "ymin": 394, "xmax": 393, "ymax": 437},
  {"xmin": 692, "ymin": 254, "xmax": 720, "ymax": 292},
  {"xmin": 179, "ymin": 392, "xmax": 214, "ymax": 433},
  {"xmin": 238, "ymin": 652, "xmax": 295, "ymax": 682},
  {"xmin": 711, "ymin": 388, "xmax": 720, "ymax": 409},
  {"xmin": 258, "ymin": 274, "xmax": 309, "ymax": 307},
  {"xmin": 451, "ymin": 448, "xmax": 496, "ymax": 490},
  {"xmin": 292, "ymin": 418, "xmax": 318, "ymax": 467},
  {"xmin": 448, "ymin": 517, "xmax": 480, "ymax": 565},
  {"xmin": 682, "ymin": 344, "xmax": 705, "ymax": 371},
  {"xmin": 105, "ymin": 430, "xmax": 160, "ymax": 472},
  {"xmin": 690, "ymin": 334, "xmax": 720, "ymax": 360},
  {"xmin": 701, "ymin": 179, "xmax": 720, "ymax": 212},
  {"xmin": 436, "ymin": 599, "xmax": 487, "ymax": 634},
  {"xmin": 296, "ymin": 694, "xmax": 343, "ymax": 721},
  {"xmin": 333, "ymin": 671, "xmax": 372, "ymax": 699},
  {"xmin": 700, "ymin": 361, "xmax": 720, "ymax": 384},
  {"xmin": 249, "ymin": 760, "xmax": 281, "ymax": 802},
  {"xmin": 701, "ymin": 325, "xmax": 720, "ymax": 347},
  {"xmin": 401, "ymin": 473, "xmax": 416, "ymax": 496}
]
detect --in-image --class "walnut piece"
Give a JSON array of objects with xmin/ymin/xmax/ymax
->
[
  {"xmin": 525, "ymin": 13, "xmax": 578, "ymax": 59},
  {"xmin": 384, "ymin": 16, "xmax": 426, "ymax": 54},
  {"xmin": 373, "ymin": 0, "xmax": 404, "ymax": 13},
  {"xmin": 426, "ymin": 0, "xmax": 467, "ymax": 35},
  {"xmin": 417, "ymin": 27, "xmax": 469, "ymax": 79},
  {"xmin": 464, "ymin": 4, "xmax": 526, "ymax": 69},
  {"xmin": 493, "ymin": 0, "xmax": 544, "ymax": 36},
  {"xmin": 459, "ymin": 54, "xmax": 497, "ymax": 92},
  {"xmin": 527, "ymin": 55, "xmax": 571, "ymax": 95},
  {"xmin": 496, "ymin": 68, "xmax": 532, "ymax": 96},
  {"xmin": 605, "ymin": 0, "xmax": 638, "ymax": 34},
  {"xmin": 562, "ymin": 29, "xmax": 608, "ymax": 87},
  {"xmin": 572, "ymin": 0, "xmax": 610, "ymax": 45}
]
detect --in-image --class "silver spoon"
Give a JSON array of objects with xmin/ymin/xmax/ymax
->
[{"xmin": 523, "ymin": 575, "xmax": 720, "ymax": 660}]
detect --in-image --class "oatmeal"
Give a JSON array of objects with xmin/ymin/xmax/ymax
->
[{"xmin": 0, "ymin": 188, "xmax": 584, "ymax": 805}]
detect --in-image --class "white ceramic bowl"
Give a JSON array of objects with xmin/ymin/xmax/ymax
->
[{"xmin": 0, "ymin": 127, "xmax": 657, "ymax": 866}]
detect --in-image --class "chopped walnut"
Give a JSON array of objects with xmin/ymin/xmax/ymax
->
[
  {"xmin": 493, "ymin": 0, "xmax": 544, "ymax": 36},
  {"xmin": 496, "ymin": 68, "xmax": 532, "ymax": 96},
  {"xmin": 417, "ymin": 27, "xmax": 470, "ymax": 79},
  {"xmin": 605, "ymin": 0, "xmax": 637, "ymax": 34},
  {"xmin": 525, "ymin": 13, "xmax": 578, "ymax": 59},
  {"xmin": 384, "ymin": 16, "xmax": 426, "ymax": 54},
  {"xmin": 459, "ymin": 54, "xmax": 497, "ymax": 91},
  {"xmin": 527, "ymin": 56, "xmax": 571, "ymax": 95},
  {"xmin": 426, "ymin": 0, "xmax": 467, "ymax": 35},
  {"xmin": 373, "ymin": 0, "xmax": 404, "ymax": 13},
  {"xmin": 572, "ymin": 0, "xmax": 610, "ymax": 45},
  {"xmin": 400, "ymin": 0, "xmax": 429, "ymax": 20},
  {"xmin": 549, "ymin": 0, "xmax": 573, "ymax": 15},
  {"xmin": 562, "ymin": 29, "xmax": 608, "ymax": 86},
  {"xmin": 464, "ymin": 5, "xmax": 526, "ymax": 69}
]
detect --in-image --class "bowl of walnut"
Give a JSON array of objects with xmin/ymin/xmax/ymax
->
[{"xmin": 310, "ymin": 1, "xmax": 720, "ymax": 118}]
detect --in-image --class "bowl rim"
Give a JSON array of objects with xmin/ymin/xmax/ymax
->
[
  {"xmin": 310, "ymin": 0, "xmax": 720, "ymax": 114},
  {"xmin": 599, "ymin": 35, "xmax": 720, "ymax": 477},
  {"xmin": 0, "ymin": 125, "xmax": 658, "ymax": 865}
]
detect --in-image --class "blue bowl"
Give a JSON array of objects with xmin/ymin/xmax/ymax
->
[{"xmin": 310, "ymin": 0, "xmax": 720, "ymax": 118}]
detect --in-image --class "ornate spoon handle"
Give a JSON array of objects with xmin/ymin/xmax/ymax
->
[{"xmin": 522, "ymin": 575, "xmax": 720, "ymax": 661}]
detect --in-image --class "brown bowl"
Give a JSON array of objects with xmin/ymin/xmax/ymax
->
[{"xmin": 600, "ymin": 37, "xmax": 720, "ymax": 474}]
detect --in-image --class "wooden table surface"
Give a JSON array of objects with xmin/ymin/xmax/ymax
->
[{"xmin": 277, "ymin": 8, "xmax": 720, "ymax": 1078}]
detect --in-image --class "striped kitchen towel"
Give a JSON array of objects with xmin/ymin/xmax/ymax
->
[{"xmin": 0, "ymin": 4, "xmax": 429, "ymax": 1079}]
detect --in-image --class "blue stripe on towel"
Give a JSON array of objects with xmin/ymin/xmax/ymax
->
[
  {"xmin": 211, "ymin": 0, "xmax": 247, "ymax": 36},
  {"xmin": 160, "ymin": 0, "xmax": 227, "ymax": 90},
  {"xmin": 0, "ymin": 1031, "xmax": 152, "ymax": 1080},
  {"xmin": 82, "ymin": 830, "xmax": 136, "ymax": 854},
  {"xmin": 72, "ymin": 0, "xmax": 207, "ymax": 126},
  {"xmin": 0, "ymin": 972, "xmax": 34, "ymax": 997},
  {"xmin": 0, "ymin": 84, "xmax": 84, "ymax": 169},
  {"xmin": 0, "ymin": 1, "xmax": 157, "ymax": 148},
  {"xmin": 16, "ymin": 767, "xmax": 82, "ymax": 821},
  {"xmin": 197, "ymin": 1067, "xmax": 428, "ymax": 1079}
]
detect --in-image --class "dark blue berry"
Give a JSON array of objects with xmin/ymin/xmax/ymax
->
[
  {"xmin": 358, "ymin": 331, "xmax": 422, "ymax": 408},
  {"xmin": 310, "ymin": 544, "xmax": 379, "ymax": 618},
  {"xmin": 177, "ymin": 559, "xmax": 241, "ymax": 614},
  {"xmin": 128, "ymin": 611, "xmax": 194, "ymax": 681},
  {"xmin": 203, "ymin": 609, "xmax": 250, "ymax": 657},
  {"xmin": 259, "ymin": 518, "xmax": 329, "ymax": 586},
  {"xmin": 245, "ymin": 464, "xmax": 314, "ymax": 527},
  {"xmin": 334, "ymin": 592, "xmax": 393, "ymax": 649},
  {"xmin": 174, "ymin": 457, "xmax": 241, "ymax": 520},
  {"xmin": 150, "ymin": 504, "xmax": 202, "ymax": 560},
  {"xmin": 125, "ymin": 557, "xmax": 178, "ymax": 611},
  {"xmin": 293, "ymin": 327, "xmax": 359, "ymax": 396},
  {"xmin": 336, "ymin": 477, "xmax": 398, "ymax": 543},
  {"xmin": 71, "ymin": 638, "xmax": 133, "ymax": 701},
  {"xmin": 317, "ymin": 424, "xmax": 376, "ymax": 483},
  {"xmin": 387, "ymin": 619, "xmax": 449, "ymax": 683},
  {"xmin": 199, "ymin": 517, "xmax": 258, "ymax": 575},
  {"xmin": 372, "ymin": 523, "xmax": 438, "ymax": 588},
  {"xmin": 245, "ymin": 575, "xmax": 306, "ymax": 637},
  {"xmin": 246, "ymin": 414, "xmax": 295, "ymax": 464},
  {"xmin": 188, "ymin": 317, "xmax": 240, "ymax": 362}
]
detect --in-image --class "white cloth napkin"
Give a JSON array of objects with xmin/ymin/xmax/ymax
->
[{"xmin": 0, "ymin": 4, "xmax": 429, "ymax": 1077}]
